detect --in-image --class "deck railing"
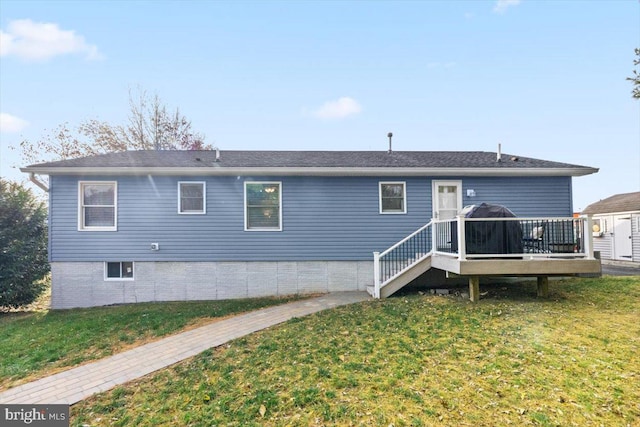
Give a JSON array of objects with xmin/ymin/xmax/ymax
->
[
  {"xmin": 373, "ymin": 215, "xmax": 594, "ymax": 298},
  {"xmin": 432, "ymin": 216, "xmax": 594, "ymax": 260},
  {"xmin": 373, "ymin": 221, "xmax": 432, "ymax": 298}
]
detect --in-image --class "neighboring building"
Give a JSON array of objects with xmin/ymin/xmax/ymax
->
[
  {"xmin": 582, "ymin": 192, "xmax": 640, "ymax": 264},
  {"xmin": 22, "ymin": 149, "xmax": 598, "ymax": 308}
]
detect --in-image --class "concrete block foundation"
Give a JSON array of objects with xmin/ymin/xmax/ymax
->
[{"xmin": 50, "ymin": 261, "xmax": 373, "ymax": 309}]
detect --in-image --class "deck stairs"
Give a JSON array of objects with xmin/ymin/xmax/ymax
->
[
  {"xmin": 368, "ymin": 221, "xmax": 435, "ymax": 298},
  {"xmin": 367, "ymin": 253, "xmax": 433, "ymax": 298}
]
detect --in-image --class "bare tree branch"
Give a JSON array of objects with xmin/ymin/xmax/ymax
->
[
  {"xmin": 16, "ymin": 88, "xmax": 211, "ymax": 167},
  {"xmin": 627, "ymin": 48, "xmax": 640, "ymax": 100}
]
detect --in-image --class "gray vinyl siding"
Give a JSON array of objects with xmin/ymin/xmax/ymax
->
[
  {"xmin": 459, "ymin": 176, "xmax": 573, "ymax": 217},
  {"xmin": 49, "ymin": 175, "xmax": 573, "ymax": 262}
]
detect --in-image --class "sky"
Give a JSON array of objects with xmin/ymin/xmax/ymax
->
[{"xmin": 0, "ymin": 0, "xmax": 638, "ymax": 212}]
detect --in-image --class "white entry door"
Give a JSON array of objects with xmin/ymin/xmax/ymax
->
[
  {"xmin": 432, "ymin": 180, "xmax": 462, "ymax": 220},
  {"xmin": 613, "ymin": 216, "xmax": 632, "ymax": 260}
]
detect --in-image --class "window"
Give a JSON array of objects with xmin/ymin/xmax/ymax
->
[
  {"xmin": 105, "ymin": 262, "xmax": 134, "ymax": 280},
  {"xmin": 79, "ymin": 181, "xmax": 117, "ymax": 231},
  {"xmin": 592, "ymin": 218, "xmax": 605, "ymax": 237},
  {"xmin": 178, "ymin": 182, "xmax": 206, "ymax": 214},
  {"xmin": 245, "ymin": 182, "xmax": 282, "ymax": 231},
  {"xmin": 379, "ymin": 182, "xmax": 406, "ymax": 214}
]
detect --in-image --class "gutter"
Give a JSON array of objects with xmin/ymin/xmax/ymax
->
[
  {"xmin": 20, "ymin": 166, "xmax": 600, "ymax": 178},
  {"xmin": 29, "ymin": 173, "xmax": 49, "ymax": 192}
]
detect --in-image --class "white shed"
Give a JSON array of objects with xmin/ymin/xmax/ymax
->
[{"xmin": 582, "ymin": 192, "xmax": 640, "ymax": 264}]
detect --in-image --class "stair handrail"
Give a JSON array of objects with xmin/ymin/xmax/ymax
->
[
  {"xmin": 373, "ymin": 220, "xmax": 433, "ymax": 298},
  {"xmin": 378, "ymin": 220, "xmax": 433, "ymax": 258}
]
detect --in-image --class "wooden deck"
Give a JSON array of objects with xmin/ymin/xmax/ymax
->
[
  {"xmin": 431, "ymin": 254, "xmax": 602, "ymax": 276},
  {"xmin": 373, "ymin": 215, "xmax": 602, "ymax": 301},
  {"xmin": 375, "ymin": 254, "xmax": 601, "ymax": 300},
  {"xmin": 431, "ymin": 254, "xmax": 601, "ymax": 301}
]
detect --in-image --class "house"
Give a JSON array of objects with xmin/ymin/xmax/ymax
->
[
  {"xmin": 582, "ymin": 191, "xmax": 640, "ymax": 264},
  {"xmin": 21, "ymin": 149, "xmax": 600, "ymax": 308}
]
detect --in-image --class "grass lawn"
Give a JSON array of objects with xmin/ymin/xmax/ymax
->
[
  {"xmin": 0, "ymin": 295, "xmax": 306, "ymax": 390},
  {"xmin": 70, "ymin": 276, "xmax": 640, "ymax": 427}
]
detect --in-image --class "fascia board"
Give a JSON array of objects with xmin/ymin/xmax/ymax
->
[
  {"xmin": 587, "ymin": 210, "xmax": 640, "ymax": 216},
  {"xmin": 20, "ymin": 166, "xmax": 599, "ymax": 177}
]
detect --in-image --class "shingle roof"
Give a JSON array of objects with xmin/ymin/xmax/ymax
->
[
  {"xmin": 582, "ymin": 192, "xmax": 640, "ymax": 214},
  {"xmin": 22, "ymin": 149, "xmax": 596, "ymax": 172}
]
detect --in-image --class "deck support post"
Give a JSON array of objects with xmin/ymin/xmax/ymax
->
[
  {"xmin": 537, "ymin": 276, "xmax": 549, "ymax": 298},
  {"xmin": 469, "ymin": 276, "xmax": 480, "ymax": 302}
]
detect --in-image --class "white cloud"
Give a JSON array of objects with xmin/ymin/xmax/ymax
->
[
  {"xmin": 0, "ymin": 113, "xmax": 29, "ymax": 133},
  {"xmin": 493, "ymin": 0, "xmax": 521, "ymax": 14},
  {"xmin": 311, "ymin": 97, "xmax": 362, "ymax": 119},
  {"xmin": 0, "ymin": 19, "xmax": 103, "ymax": 61}
]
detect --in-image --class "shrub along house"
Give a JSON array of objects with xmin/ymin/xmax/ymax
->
[{"xmin": 22, "ymin": 148, "xmax": 601, "ymax": 308}]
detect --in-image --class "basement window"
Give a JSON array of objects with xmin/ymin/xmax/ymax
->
[{"xmin": 105, "ymin": 262, "xmax": 134, "ymax": 280}]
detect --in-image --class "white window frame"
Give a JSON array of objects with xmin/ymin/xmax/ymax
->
[
  {"xmin": 244, "ymin": 181, "xmax": 283, "ymax": 231},
  {"xmin": 592, "ymin": 217, "xmax": 605, "ymax": 237},
  {"xmin": 78, "ymin": 181, "xmax": 118, "ymax": 231},
  {"xmin": 104, "ymin": 261, "xmax": 134, "ymax": 281},
  {"xmin": 379, "ymin": 181, "xmax": 407, "ymax": 214},
  {"xmin": 178, "ymin": 181, "xmax": 206, "ymax": 215}
]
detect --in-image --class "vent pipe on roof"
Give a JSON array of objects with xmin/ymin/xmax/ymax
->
[
  {"xmin": 214, "ymin": 147, "xmax": 220, "ymax": 162},
  {"xmin": 497, "ymin": 143, "xmax": 502, "ymax": 162},
  {"xmin": 387, "ymin": 132, "xmax": 393, "ymax": 153}
]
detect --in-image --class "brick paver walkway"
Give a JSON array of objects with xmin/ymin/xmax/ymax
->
[{"xmin": 0, "ymin": 292, "xmax": 370, "ymax": 405}]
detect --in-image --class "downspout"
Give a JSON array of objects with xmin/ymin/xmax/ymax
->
[{"xmin": 29, "ymin": 173, "xmax": 49, "ymax": 192}]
